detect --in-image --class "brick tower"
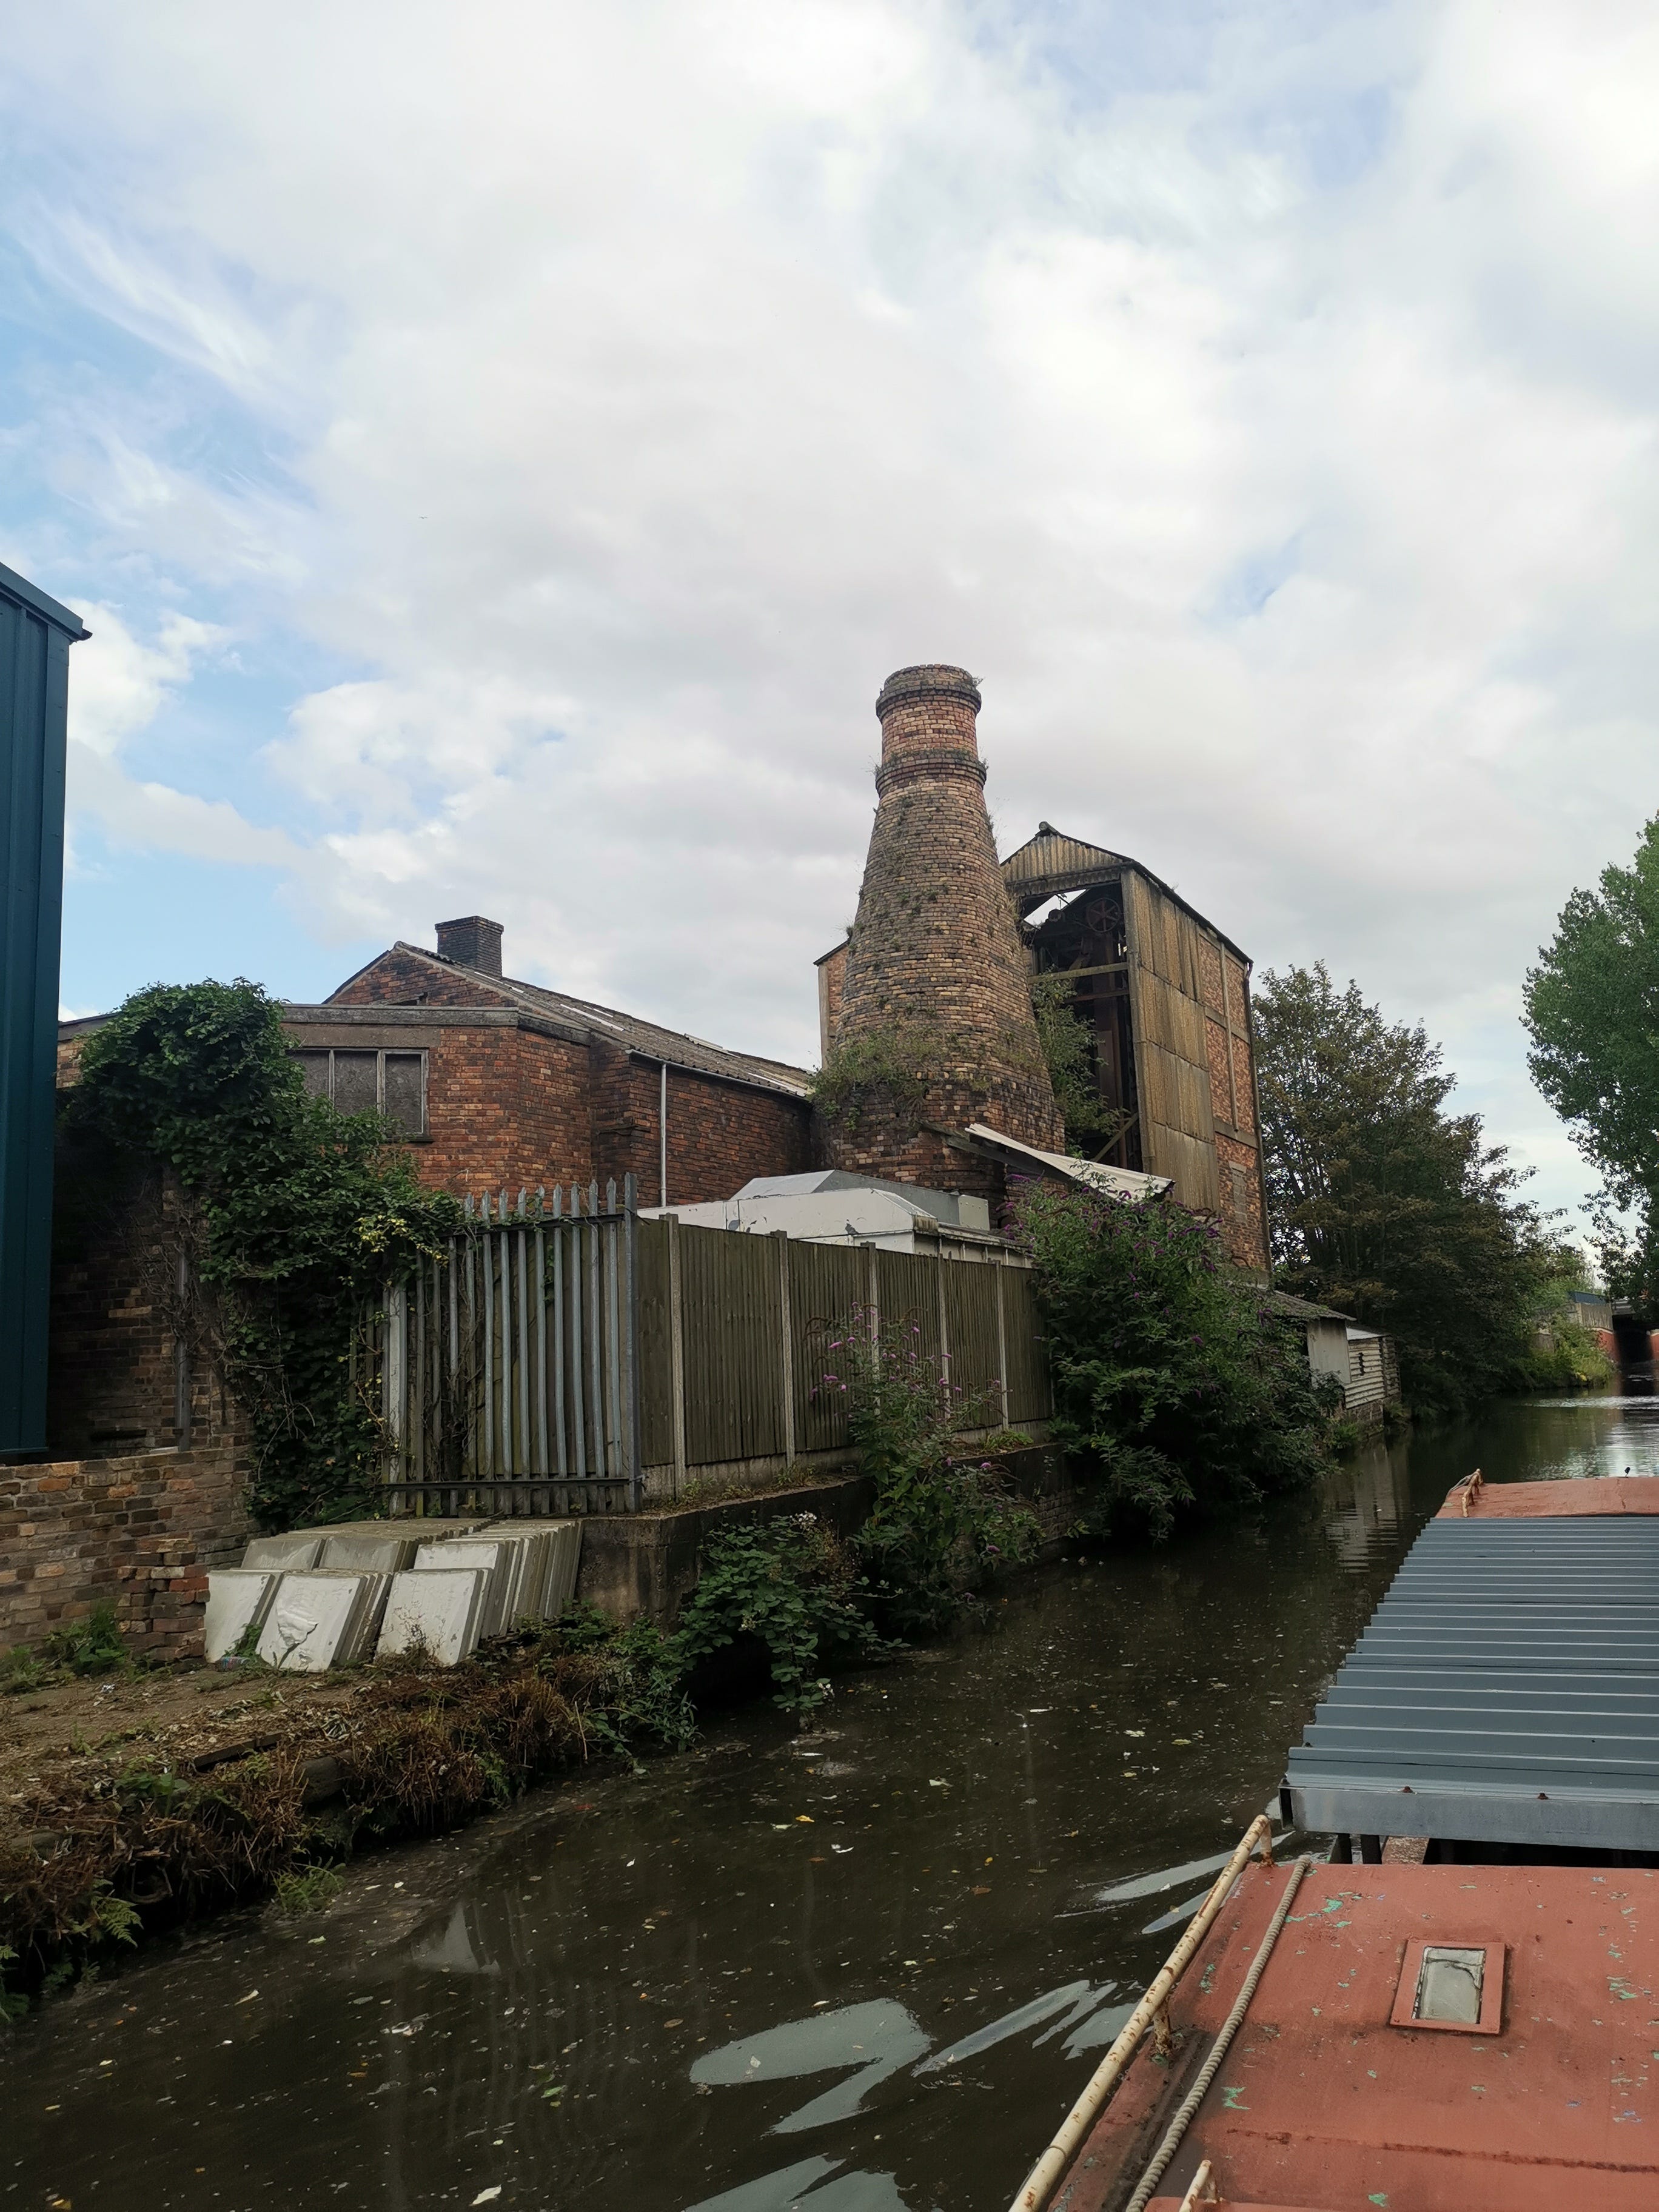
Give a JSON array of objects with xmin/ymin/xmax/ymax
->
[{"xmin": 820, "ymin": 664, "xmax": 1064, "ymax": 1192}]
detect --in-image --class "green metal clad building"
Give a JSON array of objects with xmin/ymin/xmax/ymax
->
[{"xmin": 1, "ymin": 561, "xmax": 89, "ymax": 1461}]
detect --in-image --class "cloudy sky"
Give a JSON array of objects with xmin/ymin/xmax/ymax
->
[{"xmin": 5, "ymin": 1, "xmax": 1657, "ymax": 1228}]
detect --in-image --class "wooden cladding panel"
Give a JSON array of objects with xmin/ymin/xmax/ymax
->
[
  {"xmin": 1127, "ymin": 871, "xmax": 1222, "ymax": 1207},
  {"xmin": 879, "ymin": 1251, "xmax": 945, "ymax": 1365},
  {"xmin": 679, "ymin": 1225, "xmax": 786, "ymax": 1466}
]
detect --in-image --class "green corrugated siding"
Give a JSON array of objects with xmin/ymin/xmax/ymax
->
[
  {"xmin": 1002, "ymin": 1267, "xmax": 1053, "ymax": 1424},
  {"xmin": 944, "ymin": 1262, "xmax": 1001, "ymax": 1418},
  {"xmin": 1, "ymin": 569, "xmax": 82, "ymax": 1460}
]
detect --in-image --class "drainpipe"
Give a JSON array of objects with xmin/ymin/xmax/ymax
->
[{"xmin": 659, "ymin": 1061, "xmax": 669, "ymax": 1207}]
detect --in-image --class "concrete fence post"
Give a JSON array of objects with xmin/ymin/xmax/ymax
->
[
  {"xmin": 994, "ymin": 1257, "xmax": 1010, "ymax": 1427},
  {"xmin": 774, "ymin": 1230, "xmax": 796, "ymax": 1466},
  {"xmin": 666, "ymin": 1214, "xmax": 688, "ymax": 1499}
]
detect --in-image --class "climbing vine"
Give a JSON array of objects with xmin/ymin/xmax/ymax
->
[{"xmin": 73, "ymin": 980, "xmax": 461, "ymax": 1530}]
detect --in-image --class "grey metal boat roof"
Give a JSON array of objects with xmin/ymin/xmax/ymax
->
[{"xmin": 1283, "ymin": 1514, "xmax": 1659, "ymax": 1853}]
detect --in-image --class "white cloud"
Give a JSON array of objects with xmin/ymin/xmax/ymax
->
[
  {"xmin": 8, "ymin": 0, "xmax": 1659, "ymax": 1219},
  {"xmin": 64, "ymin": 603, "xmax": 296, "ymax": 866}
]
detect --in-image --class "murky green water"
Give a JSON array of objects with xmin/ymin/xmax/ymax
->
[{"xmin": 10, "ymin": 1399, "xmax": 1659, "ymax": 2212}]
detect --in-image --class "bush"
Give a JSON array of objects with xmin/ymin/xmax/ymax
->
[
  {"xmin": 1011, "ymin": 1181, "xmax": 1332, "ymax": 1539},
  {"xmin": 818, "ymin": 1307, "xmax": 1042, "ymax": 1634},
  {"xmin": 1509, "ymin": 1319, "xmax": 1615, "ymax": 1393},
  {"xmin": 672, "ymin": 1515, "xmax": 885, "ymax": 1714}
]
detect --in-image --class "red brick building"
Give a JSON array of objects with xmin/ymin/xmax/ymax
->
[{"xmin": 295, "ymin": 914, "xmax": 813, "ymax": 1205}]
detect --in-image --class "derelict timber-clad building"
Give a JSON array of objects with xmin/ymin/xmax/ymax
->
[{"xmin": 816, "ymin": 806, "xmax": 1270, "ymax": 1278}]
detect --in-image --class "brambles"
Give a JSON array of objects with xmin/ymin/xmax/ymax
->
[{"xmin": 819, "ymin": 1307, "xmax": 1041, "ymax": 1634}]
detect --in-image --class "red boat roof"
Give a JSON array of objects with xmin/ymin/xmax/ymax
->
[
  {"xmin": 1056, "ymin": 1858, "xmax": 1659, "ymax": 2211},
  {"xmin": 1438, "ymin": 1473, "xmax": 1659, "ymax": 1519}
]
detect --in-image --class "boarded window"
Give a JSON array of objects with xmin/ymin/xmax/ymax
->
[
  {"xmin": 289, "ymin": 1048, "xmax": 427, "ymax": 1138},
  {"xmin": 383, "ymin": 1053, "xmax": 425, "ymax": 1136},
  {"xmin": 333, "ymin": 1051, "xmax": 380, "ymax": 1117}
]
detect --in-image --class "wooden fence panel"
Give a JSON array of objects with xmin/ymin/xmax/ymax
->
[
  {"xmin": 1002, "ymin": 1265, "xmax": 1053, "ymax": 1424},
  {"xmin": 789, "ymin": 1241, "xmax": 863, "ymax": 1454},
  {"xmin": 944, "ymin": 1262, "xmax": 1001, "ymax": 1419},
  {"xmin": 635, "ymin": 1218, "xmax": 674, "ymax": 1470},
  {"xmin": 876, "ymin": 1249, "xmax": 942, "ymax": 1365},
  {"xmin": 679, "ymin": 1225, "xmax": 786, "ymax": 1466}
]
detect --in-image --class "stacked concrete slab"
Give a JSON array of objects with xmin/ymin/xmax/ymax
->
[
  {"xmin": 209, "ymin": 1517, "xmax": 585, "ymax": 1670},
  {"xmin": 203, "ymin": 1568, "xmax": 281, "ymax": 1663},
  {"xmin": 377, "ymin": 1567, "xmax": 492, "ymax": 1666},
  {"xmin": 256, "ymin": 1570, "xmax": 394, "ymax": 1672}
]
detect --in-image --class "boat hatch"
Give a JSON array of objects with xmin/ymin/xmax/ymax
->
[{"xmin": 1389, "ymin": 1938, "xmax": 1504, "ymax": 2034}]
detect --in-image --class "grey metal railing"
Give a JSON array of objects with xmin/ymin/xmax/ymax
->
[{"xmin": 378, "ymin": 1174, "xmax": 641, "ymax": 1516}]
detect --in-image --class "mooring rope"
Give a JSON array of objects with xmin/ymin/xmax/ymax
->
[{"xmin": 1121, "ymin": 1854, "xmax": 1313, "ymax": 2212}]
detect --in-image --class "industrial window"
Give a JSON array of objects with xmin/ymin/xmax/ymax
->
[{"xmin": 292, "ymin": 1049, "xmax": 427, "ymax": 1138}]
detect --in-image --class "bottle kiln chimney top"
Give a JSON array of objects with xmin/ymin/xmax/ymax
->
[{"xmin": 873, "ymin": 663, "xmax": 985, "ymax": 793}]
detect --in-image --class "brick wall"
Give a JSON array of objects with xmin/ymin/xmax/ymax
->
[
  {"xmin": 321, "ymin": 951, "xmax": 813, "ymax": 1205},
  {"xmin": 47, "ymin": 1129, "xmax": 233, "ymax": 1461},
  {"xmin": 0, "ymin": 1446, "xmax": 250, "ymax": 1659},
  {"xmin": 592, "ymin": 1053, "xmax": 811, "ymax": 1204}
]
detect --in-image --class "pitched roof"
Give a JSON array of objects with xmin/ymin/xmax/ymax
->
[
  {"xmin": 999, "ymin": 821, "xmax": 1251, "ymax": 964},
  {"xmin": 330, "ymin": 943, "xmax": 813, "ymax": 1099}
]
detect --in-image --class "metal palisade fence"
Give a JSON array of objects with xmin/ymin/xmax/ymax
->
[{"xmin": 373, "ymin": 1178, "xmax": 1052, "ymax": 1517}]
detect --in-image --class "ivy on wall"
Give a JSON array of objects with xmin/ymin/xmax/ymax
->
[{"xmin": 73, "ymin": 981, "xmax": 460, "ymax": 1530}]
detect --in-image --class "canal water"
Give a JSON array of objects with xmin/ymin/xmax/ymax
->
[{"xmin": 10, "ymin": 1397, "xmax": 1659, "ymax": 2212}]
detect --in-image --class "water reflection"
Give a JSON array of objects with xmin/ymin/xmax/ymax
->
[{"xmin": 8, "ymin": 1398, "xmax": 1654, "ymax": 2212}]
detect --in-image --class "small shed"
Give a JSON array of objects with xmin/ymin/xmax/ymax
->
[{"xmin": 1258, "ymin": 1290, "xmax": 1399, "ymax": 1416}]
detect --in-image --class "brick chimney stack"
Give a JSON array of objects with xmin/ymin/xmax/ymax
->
[
  {"xmin": 435, "ymin": 915, "xmax": 504, "ymax": 977},
  {"xmin": 820, "ymin": 665, "xmax": 1064, "ymax": 1193}
]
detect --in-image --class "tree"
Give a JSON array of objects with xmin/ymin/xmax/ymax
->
[
  {"xmin": 1255, "ymin": 964, "xmax": 1565, "ymax": 1412},
  {"xmin": 1524, "ymin": 816, "xmax": 1659, "ymax": 1308},
  {"xmin": 1011, "ymin": 1179, "xmax": 1332, "ymax": 1539}
]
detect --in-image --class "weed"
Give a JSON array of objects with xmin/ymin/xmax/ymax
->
[
  {"xmin": 272, "ymin": 1865, "xmax": 344, "ymax": 1915},
  {"xmin": 0, "ymin": 1647, "xmax": 53, "ymax": 1695},
  {"xmin": 42, "ymin": 1604, "xmax": 130, "ymax": 1679}
]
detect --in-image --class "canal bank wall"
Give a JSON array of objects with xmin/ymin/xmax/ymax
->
[{"xmin": 578, "ymin": 1441, "xmax": 1077, "ymax": 1625}]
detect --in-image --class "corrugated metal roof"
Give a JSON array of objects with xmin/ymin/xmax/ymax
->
[{"xmin": 1284, "ymin": 1515, "xmax": 1659, "ymax": 1852}]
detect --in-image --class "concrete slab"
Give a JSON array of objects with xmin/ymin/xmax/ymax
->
[
  {"xmin": 377, "ymin": 1567, "xmax": 489, "ymax": 1665},
  {"xmin": 318, "ymin": 1532, "xmax": 420, "ymax": 1573},
  {"xmin": 203, "ymin": 1569, "xmax": 278, "ymax": 1663},
  {"xmin": 256, "ymin": 1571, "xmax": 392, "ymax": 1672},
  {"xmin": 414, "ymin": 1540, "xmax": 511, "ymax": 1637},
  {"xmin": 479, "ymin": 1520, "xmax": 583, "ymax": 1620},
  {"xmin": 241, "ymin": 1533, "xmax": 325, "ymax": 1572}
]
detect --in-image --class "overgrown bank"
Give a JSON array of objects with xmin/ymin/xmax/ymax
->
[{"xmin": 2, "ymin": 1327, "xmax": 1044, "ymax": 2010}]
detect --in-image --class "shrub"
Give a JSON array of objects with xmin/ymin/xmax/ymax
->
[
  {"xmin": 671, "ymin": 1515, "xmax": 885, "ymax": 1715},
  {"xmin": 1011, "ymin": 1181, "xmax": 1332, "ymax": 1539},
  {"xmin": 819, "ymin": 1307, "xmax": 1042, "ymax": 1634}
]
